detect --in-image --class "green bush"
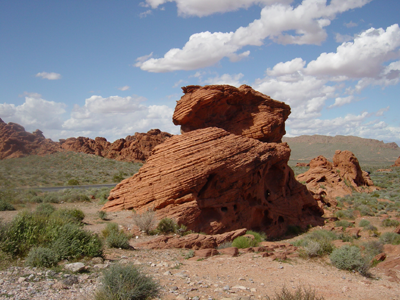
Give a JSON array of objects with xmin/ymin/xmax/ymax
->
[
  {"xmin": 381, "ymin": 218, "xmax": 400, "ymax": 227},
  {"xmin": 35, "ymin": 203, "xmax": 56, "ymax": 216},
  {"xmin": 292, "ymin": 230, "xmax": 336, "ymax": 258},
  {"xmin": 330, "ymin": 245, "xmax": 370, "ymax": 276},
  {"xmin": 380, "ymin": 232, "xmax": 400, "ymax": 245},
  {"xmin": 362, "ymin": 240, "xmax": 383, "ymax": 260},
  {"xmin": 232, "ymin": 236, "xmax": 258, "ymax": 248},
  {"xmin": 156, "ymin": 218, "xmax": 178, "ymax": 234},
  {"xmin": 358, "ymin": 219, "xmax": 370, "ymax": 227},
  {"xmin": 50, "ymin": 223, "xmax": 103, "ymax": 259},
  {"xmin": 66, "ymin": 179, "xmax": 80, "ymax": 186},
  {"xmin": 50, "ymin": 208, "xmax": 85, "ymax": 223},
  {"xmin": 98, "ymin": 210, "xmax": 107, "ymax": 220},
  {"xmin": 94, "ymin": 264, "xmax": 160, "ymax": 300},
  {"xmin": 0, "ymin": 200, "xmax": 15, "ymax": 211},
  {"xmin": 102, "ymin": 223, "xmax": 130, "ymax": 249},
  {"xmin": 25, "ymin": 247, "xmax": 59, "ymax": 268},
  {"xmin": 266, "ymin": 285, "xmax": 324, "ymax": 300},
  {"xmin": 335, "ymin": 220, "xmax": 354, "ymax": 229},
  {"xmin": 334, "ymin": 209, "xmax": 354, "ymax": 219},
  {"xmin": 102, "ymin": 222, "xmax": 120, "ymax": 238},
  {"xmin": 246, "ymin": 230, "xmax": 267, "ymax": 243}
]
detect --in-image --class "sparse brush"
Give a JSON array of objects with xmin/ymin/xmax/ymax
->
[
  {"xmin": 98, "ymin": 210, "xmax": 107, "ymax": 220},
  {"xmin": 266, "ymin": 285, "xmax": 324, "ymax": 300},
  {"xmin": 335, "ymin": 220, "xmax": 354, "ymax": 229},
  {"xmin": 25, "ymin": 247, "xmax": 59, "ymax": 268},
  {"xmin": 358, "ymin": 219, "xmax": 370, "ymax": 227},
  {"xmin": 102, "ymin": 222, "xmax": 130, "ymax": 249},
  {"xmin": 380, "ymin": 232, "xmax": 400, "ymax": 245},
  {"xmin": 334, "ymin": 209, "xmax": 354, "ymax": 219},
  {"xmin": 156, "ymin": 218, "xmax": 178, "ymax": 234},
  {"xmin": 217, "ymin": 241, "xmax": 233, "ymax": 249},
  {"xmin": 94, "ymin": 264, "xmax": 160, "ymax": 300},
  {"xmin": 246, "ymin": 230, "xmax": 267, "ymax": 243},
  {"xmin": 232, "ymin": 236, "xmax": 258, "ymax": 248},
  {"xmin": 35, "ymin": 203, "xmax": 56, "ymax": 216},
  {"xmin": 132, "ymin": 208, "xmax": 157, "ymax": 235},
  {"xmin": 50, "ymin": 208, "xmax": 85, "ymax": 223},
  {"xmin": 0, "ymin": 200, "xmax": 15, "ymax": 211},
  {"xmin": 381, "ymin": 218, "xmax": 400, "ymax": 227},
  {"xmin": 330, "ymin": 245, "xmax": 370, "ymax": 276}
]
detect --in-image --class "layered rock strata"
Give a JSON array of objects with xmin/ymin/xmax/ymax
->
[
  {"xmin": 173, "ymin": 85, "xmax": 290, "ymax": 143},
  {"xmin": 392, "ymin": 156, "xmax": 400, "ymax": 167},
  {"xmin": 296, "ymin": 150, "xmax": 378, "ymax": 208},
  {"xmin": 104, "ymin": 127, "xmax": 323, "ymax": 237}
]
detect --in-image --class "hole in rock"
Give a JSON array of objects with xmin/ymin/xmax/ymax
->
[
  {"xmin": 221, "ymin": 207, "xmax": 228, "ymax": 212},
  {"xmin": 278, "ymin": 216, "xmax": 284, "ymax": 223},
  {"xmin": 233, "ymin": 204, "xmax": 237, "ymax": 211},
  {"xmin": 264, "ymin": 189, "xmax": 271, "ymax": 199}
]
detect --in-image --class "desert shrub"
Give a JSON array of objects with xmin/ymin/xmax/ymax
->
[
  {"xmin": 266, "ymin": 285, "xmax": 324, "ymax": 300},
  {"xmin": 66, "ymin": 179, "xmax": 79, "ymax": 186},
  {"xmin": 43, "ymin": 193, "xmax": 59, "ymax": 203},
  {"xmin": 35, "ymin": 203, "xmax": 56, "ymax": 216},
  {"xmin": 293, "ymin": 230, "xmax": 336, "ymax": 257},
  {"xmin": 334, "ymin": 209, "xmax": 354, "ymax": 219},
  {"xmin": 286, "ymin": 225, "xmax": 303, "ymax": 236},
  {"xmin": 358, "ymin": 204, "xmax": 375, "ymax": 216},
  {"xmin": 50, "ymin": 208, "xmax": 85, "ymax": 223},
  {"xmin": 381, "ymin": 218, "xmax": 400, "ymax": 227},
  {"xmin": 335, "ymin": 220, "xmax": 354, "ymax": 229},
  {"xmin": 0, "ymin": 200, "xmax": 15, "ymax": 211},
  {"xmin": 29, "ymin": 195, "xmax": 44, "ymax": 203},
  {"xmin": 217, "ymin": 241, "xmax": 233, "ymax": 249},
  {"xmin": 50, "ymin": 223, "xmax": 103, "ymax": 259},
  {"xmin": 232, "ymin": 236, "xmax": 258, "ymax": 248},
  {"xmin": 98, "ymin": 210, "xmax": 107, "ymax": 220},
  {"xmin": 247, "ymin": 230, "xmax": 267, "ymax": 243},
  {"xmin": 156, "ymin": 218, "xmax": 178, "ymax": 234},
  {"xmin": 358, "ymin": 219, "xmax": 370, "ymax": 227},
  {"xmin": 102, "ymin": 223, "xmax": 130, "ymax": 249},
  {"xmin": 185, "ymin": 249, "xmax": 195, "ymax": 259},
  {"xmin": 94, "ymin": 264, "xmax": 160, "ymax": 300},
  {"xmin": 330, "ymin": 245, "xmax": 370, "ymax": 276},
  {"xmin": 380, "ymin": 232, "xmax": 400, "ymax": 245},
  {"xmin": 25, "ymin": 247, "xmax": 58, "ymax": 268},
  {"xmin": 362, "ymin": 240, "xmax": 384, "ymax": 260},
  {"xmin": 132, "ymin": 209, "xmax": 157, "ymax": 235}
]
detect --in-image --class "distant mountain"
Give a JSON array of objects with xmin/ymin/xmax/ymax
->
[
  {"xmin": 0, "ymin": 118, "xmax": 171, "ymax": 162},
  {"xmin": 283, "ymin": 135, "xmax": 400, "ymax": 166}
]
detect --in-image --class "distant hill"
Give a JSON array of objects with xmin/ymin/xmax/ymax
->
[{"xmin": 283, "ymin": 135, "xmax": 400, "ymax": 166}]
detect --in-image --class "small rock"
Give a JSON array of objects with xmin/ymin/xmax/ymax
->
[
  {"xmin": 62, "ymin": 275, "xmax": 79, "ymax": 286},
  {"xmin": 164, "ymin": 271, "xmax": 173, "ymax": 276},
  {"xmin": 232, "ymin": 285, "xmax": 248, "ymax": 290},
  {"xmin": 223, "ymin": 285, "xmax": 230, "ymax": 291},
  {"xmin": 17, "ymin": 277, "xmax": 26, "ymax": 283},
  {"xmin": 91, "ymin": 257, "xmax": 103, "ymax": 264},
  {"xmin": 64, "ymin": 262, "xmax": 85, "ymax": 273},
  {"xmin": 94, "ymin": 263, "xmax": 109, "ymax": 269},
  {"xmin": 52, "ymin": 281, "xmax": 68, "ymax": 290}
]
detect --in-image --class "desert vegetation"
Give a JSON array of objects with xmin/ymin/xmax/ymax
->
[{"xmin": 0, "ymin": 151, "xmax": 142, "ymax": 189}]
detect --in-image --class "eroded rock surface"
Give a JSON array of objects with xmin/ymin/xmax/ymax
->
[
  {"xmin": 0, "ymin": 118, "xmax": 61, "ymax": 159},
  {"xmin": 296, "ymin": 150, "xmax": 378, "ymax": 209},
  {"xmin": 393, "ymin": 156, "xmax": 400, "ymax": 167},
  {"xmin": 173, "ymin": 85, "xmax": 290, "ymax": 143},
  {"xmin": 104, "ymin": 127, "xmax": 323, "ymax": 237}
]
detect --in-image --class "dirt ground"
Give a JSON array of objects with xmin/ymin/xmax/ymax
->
[{"xmin": 1, "ymin": 200, "xmax": 400, "ymax": 300}]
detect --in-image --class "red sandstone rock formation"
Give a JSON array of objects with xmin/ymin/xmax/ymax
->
[
  {"xmin": 173, "ymin": 85, "xmax": 290, "ymax": 143},
  {"xmin": 0, "ymin": 117, "xmax": 171, "ymax": 162},
  {"xmin": 296, "ymin": 150, "xmax": 378, "ymax": 209},
  {"xmin": 60, "ymin": 129, "xmax": 172, "ymax": 162},
  {"xmin": 104, "ymin": 127, "xmax": 323, "ymax": 237},
  {"xmin": 392, "ymin": 156, "xmax": 400, "ymax": 167},
  {"xmin": 0, "ymin": 118, "xmax": 61, "ymax": 159}
]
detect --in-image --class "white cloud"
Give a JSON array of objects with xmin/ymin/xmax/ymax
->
[
  {"xmin": 118, "ymin": 85, "xmax": 130, "ymax": 91},
  {"xmin": 137, "ymin": 0, "xmax": 371, "ymax": 72},
  {"xmin": 144, "ymin": 0, "xmax": 292, "ymax": 17},
  {"xmin": 35, "ymin": 72, "xmax": 62, "ymax": 80},
  {"xmin": 344, "ymin": 21, "xmax": 357, "ymax": 28},
  {"xmin": 173, "ymin": 79, "xmax": 186, "ymax": 88},
  {"xmin": 266, "ymin": 58, "xmax": 306, "ymax": 76},
  {"xmin": 335, "ymin": 33, "xmax": 353, "ymax": 43},
  {"xmin": 140, "ymin": 9, "xmax": 152, "ymax": 18},
  {"xmin": 0, "ymin": 93, "xmax": 66, "ymax": 134},
  {"xmin": 306, "ymin": 25, "xmax": 400, "ymax": 79},
  {"xmin": 328, "ymin": 96, "xmax": 354, "ymax": 108},
  {"xmin": 202, "ymin": 73, "xmax": 244, "ymax": 87},
  {"xmin": 376, "ymin": 106, "xmax": 389, "ymax": 117}
]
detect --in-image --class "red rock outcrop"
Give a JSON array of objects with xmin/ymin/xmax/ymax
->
[
  {"xmin": 0, "ymin": 117, "xmax": 171, "ymax": 162},
  {"xmin": 60, "ymin": 129, "xmax": 172, "ymax": 162},
  {"xmin": 296, "ymin": 150, "xmax": 378, "ymax": 209},
  {"xmin": 392, "ymin": 156, "xmax": 400, "ymax": 167},
  {"xmin": 173, "ymin": 85, "xmax": 290, "ymax": 143},
  {"xmin": 0, "ymin": 118, "xmax": 61, "ymax": 159},
  {"xmin": 104, "ymin": 127, "xmax": 323, "ymax": 237}
]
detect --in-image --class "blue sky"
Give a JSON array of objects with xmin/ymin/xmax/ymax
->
[{"xmin": 1, "ymin": 0, "xmax": 400, "ymax": 144}]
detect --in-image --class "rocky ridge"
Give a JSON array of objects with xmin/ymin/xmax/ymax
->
[{"xmin": 0, "ymin": 118, "xmax": 171, "ymax": 162}]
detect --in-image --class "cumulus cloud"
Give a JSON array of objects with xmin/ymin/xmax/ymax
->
[
  {"xmin": 144, "ymin": 0, "xmax": 292, "ymax": 17},
  {"xmin": 202, "ymin": 73, "xmax": 244, "ymax": 87},
  {"xmin": 35, "ymin": 72, "xmax": 62, "ymax": 80},
  {"xmin": 306, "ymin": 24, "xmax": 400, "ymax": 79},
  {"xmin": 344, "ymin": 21, "xmax": 358, "ymax": 28},
  {"xmin": 0, "ymin": 93, "xmax": 66, "ymax": 134},
  {"xmin": 140, "ymin": 9, "xmax": 152, "ymax": 18},
  {"xmin": 118, "ymin": 85, "xmax": 130, "ymax": 91},
  {"xmin": 335, "ymin": 33, "xmax": 353, "ymax": 43},
  {"xmin": 137, "ymin": 0, "xmax": 371, "ymax": 72}
]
